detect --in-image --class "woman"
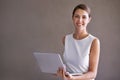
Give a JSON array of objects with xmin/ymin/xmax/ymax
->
[{"xmin": 57, "ymin": 4, "xmax": 100, "ymax": 80}]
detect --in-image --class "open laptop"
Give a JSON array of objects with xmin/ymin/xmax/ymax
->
[{"xmin": 33, "ymin": 52, "xmax": 64, "ymax": 74}]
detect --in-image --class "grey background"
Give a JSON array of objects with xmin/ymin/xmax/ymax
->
[{"xmin": 0, "ymin": 0, "xmax": 120, "ymax": 80}]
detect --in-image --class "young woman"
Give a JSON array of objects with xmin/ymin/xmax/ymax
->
[{"xmin": 57, "ymin": 4, "xmax": 100, "ymax": 80}]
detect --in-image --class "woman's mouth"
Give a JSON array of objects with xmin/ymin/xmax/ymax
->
[{"xmin": 77, "ymin": 23, "xmax": 83, "ymax": 27}]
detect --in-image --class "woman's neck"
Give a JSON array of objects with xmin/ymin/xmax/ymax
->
[{"xmin": 73, "ymin": 30, "xmax": 89, "ymax": 40}]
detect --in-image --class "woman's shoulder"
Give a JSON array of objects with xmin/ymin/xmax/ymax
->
[
  {"xmin": 88, "ymin": 34, "xmax": 100, "ymax": 48},
  {"xmin": 90, "ymin": 34, "xmax": 100, "ymax": 47},
  {"xmin": 89, "ymin": 34, "xmax": 100, "ymax": 41},
  {"xmin": 62, "ymin": 33, "xmax": 73, "ymax": 45}
]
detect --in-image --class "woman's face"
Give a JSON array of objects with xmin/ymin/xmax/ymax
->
[{"xmin": 72, "ymin": 9, "xmax": 91, "ymax": 31}]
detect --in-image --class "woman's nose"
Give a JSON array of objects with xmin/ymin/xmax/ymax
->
[{"xmin": 78, "ymin": 17, "xmax": 82, "ymax": 22}]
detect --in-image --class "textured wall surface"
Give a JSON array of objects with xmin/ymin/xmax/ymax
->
[{"xmin": 0, "ymin": 0, "xmax": 120, "ymax": 80}]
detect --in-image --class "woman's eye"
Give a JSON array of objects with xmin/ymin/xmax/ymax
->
[
  {"xmin": 74, "ymin": 15, "xmax": 79, "ymax": 18},
  {"xmin": 82, "ymin": 16, "xmax": 86, "ymax": 19}
]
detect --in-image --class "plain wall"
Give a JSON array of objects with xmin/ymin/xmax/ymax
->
[{"xmin": 0, "ymin": 0, "xmax": 120, "ymax": 80}]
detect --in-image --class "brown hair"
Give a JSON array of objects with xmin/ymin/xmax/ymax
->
[{"xmin": 72, "ymin": 4, "xmax": 91, "ymax": 17}]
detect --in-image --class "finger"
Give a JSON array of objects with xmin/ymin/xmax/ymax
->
[
  {"xmin": 63, "ymin": 64, "xmax": 66, "ymax": 71},
  {"xmin": 57, "ymin": 67, "xmax": 62, "ymax": 73},
  {"xmin": 57, "ymin": 69, "xmax": 63, "ymax": 77},
  {"xmin": 58, "ymin": 67, "xmax": 67, "ymax": 78},
  {"xmin": 59, "ymin": 68, "xmax": 65, "ymax": 78},
  {"xmin": 65, "ymin": 72, "xmax": 69, "ymax": 76},
  {"xmin": 59, "ymin": 67, "xmax": 63, "ymax": 71},
  {"xmin": 57, "ymin": 69, "xmax": 61, "ymax": 76}
]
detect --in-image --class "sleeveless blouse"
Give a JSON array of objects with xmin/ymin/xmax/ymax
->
[{"xmin": 63, "ymin": 33, "xmax": 95, "ymax": 75}]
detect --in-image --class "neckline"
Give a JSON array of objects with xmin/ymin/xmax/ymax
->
[{"xmin": 72, "ymin": 33, "xmax": 90, "ymax": 41}]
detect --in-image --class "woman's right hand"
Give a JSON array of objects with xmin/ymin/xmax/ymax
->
[
  {"xmin": 57, "ymin": 66, "xmax": 66, "ymax": 78},
  {"xmin": 57, "ymin": 66, "xmax": 74, "ymax": 80}
]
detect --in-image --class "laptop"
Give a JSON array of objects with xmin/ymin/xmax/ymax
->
[{"xmin": 33, "ymin": 52, "xmax": 64, "ymax": 74}]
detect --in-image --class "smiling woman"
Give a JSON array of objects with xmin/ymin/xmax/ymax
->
[
  {"xmin": 57, "ymin": 4, "xmax": 100, "ymax": 80},
  {"xmin": 72, "ymin": 9, "xmax": 91, "ymax": 37}
]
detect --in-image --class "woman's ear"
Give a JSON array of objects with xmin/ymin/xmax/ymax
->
[{"xmin": 88, "ymin": 17, "xmax": 92, "ymax": 23}]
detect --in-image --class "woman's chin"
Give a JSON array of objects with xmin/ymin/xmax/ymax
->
[{"xmin": 76, "ymin": 26, "xmax": 84, "ymax": 30}]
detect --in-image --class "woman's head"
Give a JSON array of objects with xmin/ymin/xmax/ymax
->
[{"xmin": 72, "ymin": 4, "xmax": 91, "ymax": 32}]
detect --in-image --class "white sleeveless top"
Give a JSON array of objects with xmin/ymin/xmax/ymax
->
[{"xmin": 63, "ymin": 33, "xmax": 95, "ymax": 75}]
